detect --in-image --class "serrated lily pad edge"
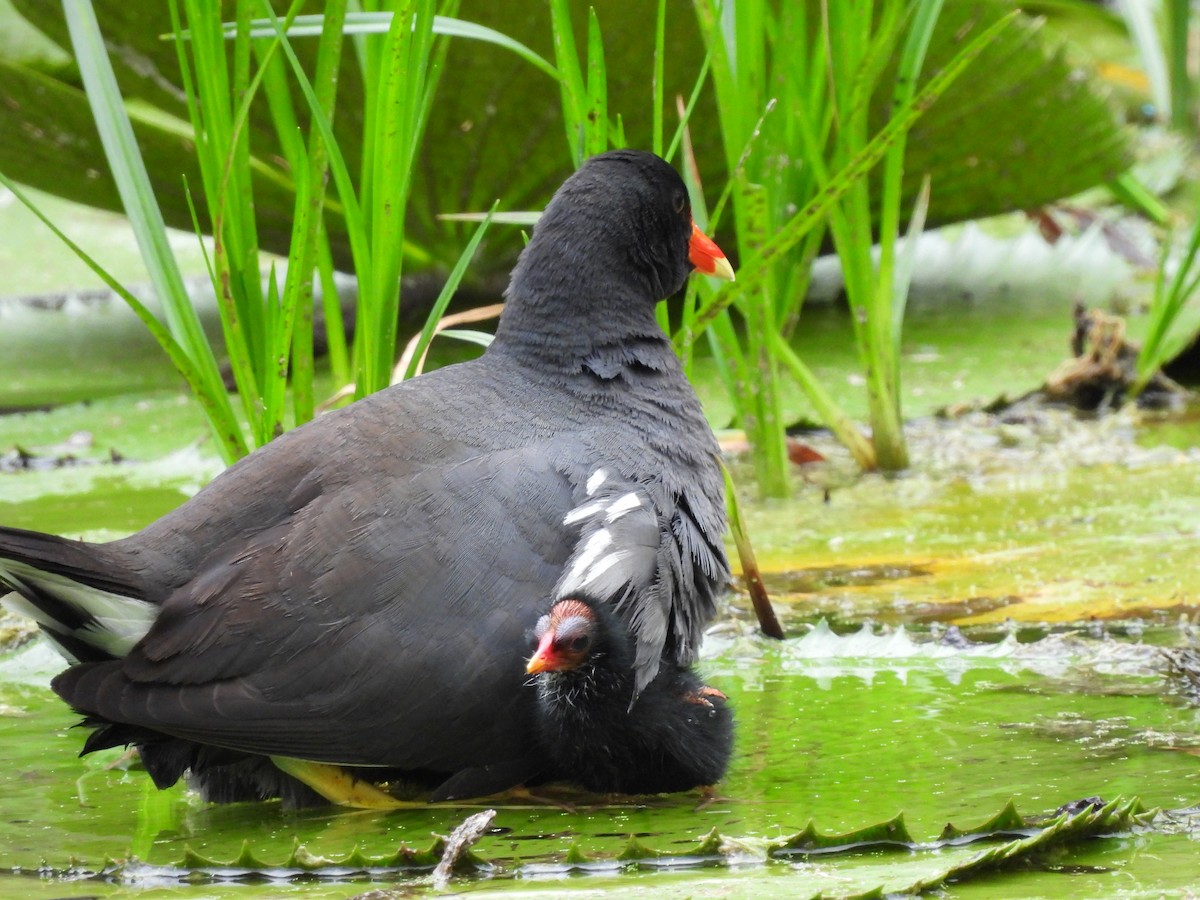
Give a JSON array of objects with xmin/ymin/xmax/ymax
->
[{"xmin": 11, "ymin": 795, "xmax": 1157, "ymax": 896}]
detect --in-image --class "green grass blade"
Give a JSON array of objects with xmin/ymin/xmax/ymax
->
[
  {"xmin": 429, "ymin": 16, "xmax": 558, "ymax": 80},
  {"xmin": 195, "ymin": 13, "xmax": 561, "ymax": 82},
  {"xmin": 278, "ymin": 0, "xmax": 348, "ymax": 427},
  {"xmin": 1136, "ymin": 213, "xmax": 1200, "ymax": 391},
  {"xmin": 171, "ymin": 2, "xmax": 260, "ymax": 438},
  {"xmin": 399, "ymin": 203, "xmax": 497, "ymax": 382},
  {"xmin": 663, "ymin": 37, "xmax": 715, "ymax": 164},
  {"xmin": 549, "ymin": 0, "xmax": 587, "ymax": 165},
  {"xmin": 701, "ymin": 311, "xmax": 741, "ymax": 405},
  {"xmin": 362, "ymin": 2, "xmax": 412, "ymax": 394},
  {"xmin": 769, "ymin": 331, "xmax": 877, "ymax": 470},
  {"xmin": 1109, "ymin": 171, "xmax": 1169, "ymax": 225},
  {"xmin": 358, "ymin": 0, "xmax": 443, "ymax": 395},
  {"xmin": 892, "ymin": 174, "xmax": 932, "ymax": 351},
  {"xmin": 737, "ymin": 180, "xmax": 790, "ymax": 496},
  {"xmin": 258, "ymin": 3, "xmax": 373, "ymax": 334},
  {"xmin": 584, "ymin": 8, "xmax": 608, "ymax": 158},
  {"xmin": 690, "ymin": 10, "xmax": 1019, "ymax": 334},
  {"xmin": 878, "ymin": 0, "xmax": 943, "ymax": 274},
  {"xmin": 65, "ymin": 0, "xmax": 245, "ymax": 461},
  {"xmin": 433, "ymin": 329, "xmax": 495, "ymax": 349},
  {"xmin": 438, "ymin": 211, "xmax": 542, "ymax": 226},
  {"xmin": 652, "ymin": 0, "xmax": 666, "ymax": 156},
  {"xmin": 1165, "ymin": 0, "xmax": 1193, "ymax": 131},
  {"xmin": 316, "ymin": 232, "xmax": 351, "ymax": 390},
  {"xmin": 866, "ymin": 0, "xmax": 944, "ymax": 471}
]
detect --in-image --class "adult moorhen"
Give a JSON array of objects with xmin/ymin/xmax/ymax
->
[
  {"xmin": 0, "ymin": 150, "xmax": 735, "ymax": 805},
  {"xmin": 527, "ymin": 596, "xmax": 733, "ymax": 794}
]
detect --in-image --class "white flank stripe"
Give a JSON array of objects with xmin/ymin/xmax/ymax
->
[
  {"xmin": 586, "ymin": 469, "xmax": 609, "ymax": 496},
  {"xmin": 605, "ymin": 491, "xmax": 643, "ymax": 522},
  {"xmin": 563, "ymin": 501, "xmax": 604, "ymax": 526},
  {"xmin": 579, "ymin": 552, "xmax": 621, "ymax": 588},
  {"xmin": 561, "ymin": 528, "xmax": 613, "ymax": 591}
]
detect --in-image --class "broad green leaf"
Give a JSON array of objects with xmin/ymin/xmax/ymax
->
[{"xmin": 4, "ymin": 0, "xmax": 1133, "ymax": 276}]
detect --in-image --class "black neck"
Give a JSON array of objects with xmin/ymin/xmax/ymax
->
[
  {"xmin": 489, "ymin": 218, "xmax": 675, "ymax": 372},
  {"xmin": 539, "ymin": 648, "xmax": 636, "ymax": 717}
]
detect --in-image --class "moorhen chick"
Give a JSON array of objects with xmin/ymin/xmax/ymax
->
[
  {"xmin": 0, "ymin": 150, "xmax": 735, "ymax": 806},
  {"xmin": 526, "ymin": 596, "xmax": 733, "ymax": 794}
]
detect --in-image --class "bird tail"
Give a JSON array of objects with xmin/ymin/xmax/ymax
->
[{"xmin": 0, "ymin": 525, "xmax": 154, "ymax": 663}]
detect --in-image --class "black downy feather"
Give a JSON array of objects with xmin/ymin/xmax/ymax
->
[{"xmin": 529, "ymin": 596, "xmax": 733, "ymax": 794}]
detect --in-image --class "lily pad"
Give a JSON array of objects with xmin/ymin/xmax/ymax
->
[{"xmin": 1, "ymin": 0, "xmax": 1131, "ymax": 275}]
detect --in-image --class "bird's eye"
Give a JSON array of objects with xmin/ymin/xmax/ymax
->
[
  {"xmin": 569, "ymin": 634, "xmax": 591, "ymax": 653},
  {"xmin": 673, "ymin": 190, "xmax": 687, "ymax": 214}
]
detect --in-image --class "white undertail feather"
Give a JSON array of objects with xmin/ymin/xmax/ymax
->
[{"xmin": 0, "ymin": 559, "xmax": 156, "ymax": 661}]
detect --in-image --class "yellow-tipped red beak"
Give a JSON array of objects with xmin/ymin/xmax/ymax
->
[
  {"xmin": 525, "ymin": 631, "xmax": 555, "ymax": 674},
  {"xmin": 689, "ymin": 221, "xmax": 735, "ymax": 281}
]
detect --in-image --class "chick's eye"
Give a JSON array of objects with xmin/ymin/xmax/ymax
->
[
  {"xmin": 673, "ymin": 190, "xmax": 687, "ymax": 214},
  {"xmin": 569, "ymin": 634, "xmax": 591, "ymax": 653}
]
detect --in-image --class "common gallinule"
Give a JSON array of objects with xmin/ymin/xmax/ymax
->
[
  {"xmin": 0, "ymin": 150, "xmax": 734, "ymax": 805},
  {"xmin": 527, "ymin": 596, "xmax": 733, "ymax": 794}
]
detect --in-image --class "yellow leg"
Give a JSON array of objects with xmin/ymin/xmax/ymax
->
[{"xmin": 270, "ymin": 756, "xmax": 421, "ymax": 809}]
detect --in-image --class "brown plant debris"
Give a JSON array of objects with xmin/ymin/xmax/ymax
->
[
  {"xmin": 1163, "ymin": 647, "xmax": 1200, "ymax": 707},
  {"xmin": 1042, "ymin": 304, "xmax": 1183, "ymax": 410},
  {"xmin": 431, "ymin": 808, "xmax": 496, "ymax": 888}
]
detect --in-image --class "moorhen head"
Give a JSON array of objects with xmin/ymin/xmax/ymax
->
[
  {"xmin": 0, "ymin": 150, "xmax": 734, "ymax": 806},
  {"xmin": 526, "ymin": 596, "xmax": 733, "ymax": 795}
]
